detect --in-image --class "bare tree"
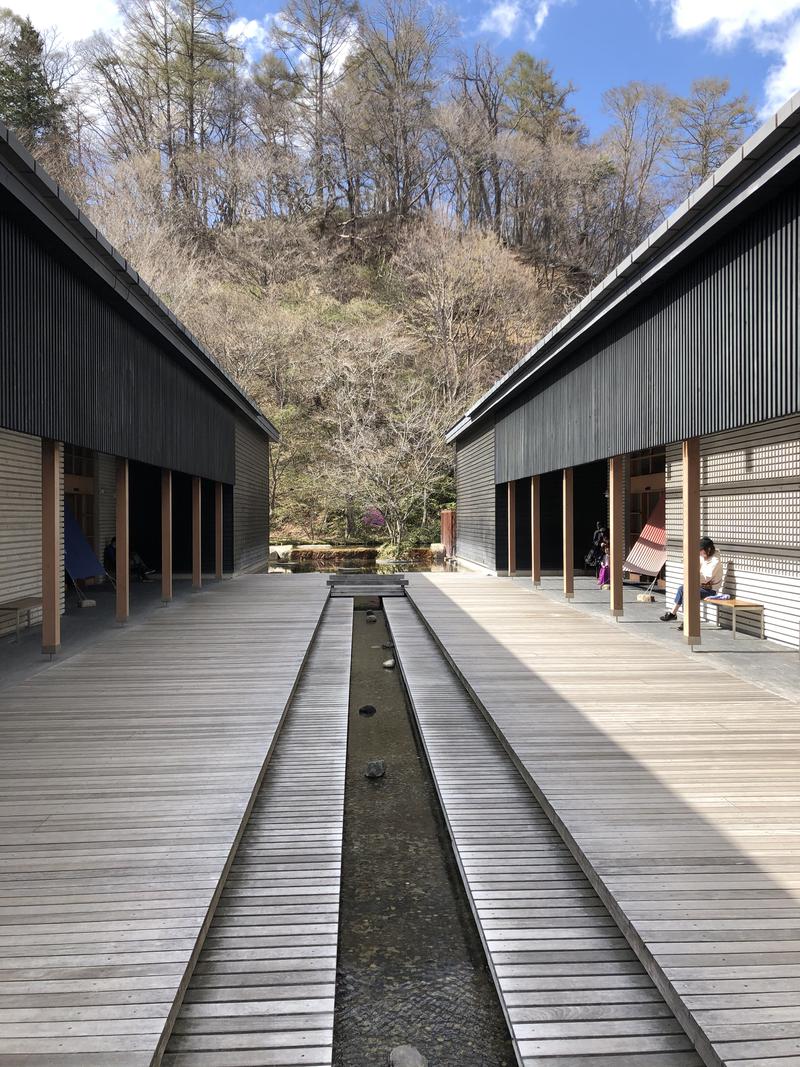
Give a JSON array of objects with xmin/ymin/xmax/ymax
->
[
  {"xmin": 355, "ymin": 0, "xmax": 452, "ymax": 219},
  {"xmin": 670, "ymin": 77, "xmax": 755, "ymax": 196},
  {"xmin": 599, "ymin": 81, "xmax": 673, "ymax": 270},
  {"xmin": 271, "ymin": 0, "xmax": 359, "ymax": 212}
]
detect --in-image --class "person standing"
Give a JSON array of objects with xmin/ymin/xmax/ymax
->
[{"xmin": 660, "ymin": 537, "xmax": 723, "ymax": 623}]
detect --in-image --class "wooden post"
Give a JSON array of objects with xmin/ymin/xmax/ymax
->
[
  {"xmin": 609, "ymin": 455, "xmax": 624, "ymax": 617},
  {"xmin": 192, "ymin": 477, "xmax": 202, "ymax": 590},
  {"xmin": 563, "ymin": 467, "xmax": 574, "ymax": 600},
  {"xmin": 507, "ymin": 481, "xmax": 516, "ymax": 576},
  {"xmin": 161, "ymin": 469, "xmax": 172, "ymax": 603},
  {"xmin": 682, "ymin": 437, "xmax": 701, "ymax": 645},
  {"xmin": 116, "ymin": 457, "xmax": 129, "ymax": 624},
  {"xmin": 531, "ymin": 475, "xmax": 541, "ymax": 587},
  {"xmin": 41, "ymin": 439, "xmax": 61, "ymax": 655},
  {"xmin": 215, "ymin": 482, "xmax": 223, "ymax": 581}
]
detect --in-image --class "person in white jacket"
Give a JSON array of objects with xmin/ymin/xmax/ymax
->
[{"xmin": 660, "ymin": 537, "xmax": 723, "ymax": 623}]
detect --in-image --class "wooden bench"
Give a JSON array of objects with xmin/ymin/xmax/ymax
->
[
  {"xmin": 326, "ymin": 573, "xmax": 409, "ymax": 585},
  {"xmin": 327, "ymin": 573, "xmax": 409, "ymax": 598},
  {"xmin": 706, "ymin": 596, "xmax": 765, "ymax": 639},
  {"xmin": 0, "ymin": 595, "xmax": 42, "ymax": 642}
]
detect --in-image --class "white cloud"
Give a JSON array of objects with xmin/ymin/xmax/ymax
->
[
  {"xmin": 479, "ymin": 0, "xmax": 560, "ymax": 40},
  {"xmin": 670, "ymin": 0, "xmax": 800, "ymax": 43},
  {"xmin": 665, "ymin": 0, "xmax": 800, "ymax": 114},
  {"xmin": 10, "ymin": 0, "xmax": 122, "ymax": 40},
  {"xmin": 229, "ymin": 14, "xmax": 276, "ymax": 60},
  {"xmin": 763, "ymin": 18, "xmax": 800, "ymax": 111},
  {"xmin": 531, "ymin": 0, "xmax": 550, "ymax": 37},
  {"xmin": 479, "ymin": 0, "xmax": 521, "ymax": 38}
]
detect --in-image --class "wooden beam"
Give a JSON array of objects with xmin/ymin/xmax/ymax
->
[
  {"xmin": 563, "ymin": 467, "xmax": 574, "ymax": 600},
  {"xmin": 116, "ymin": 457, "xmax": 129, "ymax": 624},
  {"xmin": 41, "ymin": 439, "xmax": 61, "ymax": 655},
  {"xmin": 507, "ymin": 481, "xmax": 516, "ymax": 576},
  {"xmin": 161, "ymin": 469, "xmax": 172, "ymax": 603},
  {"xmin": 531, "ymin": 475, "xmax": 541, "ymax": 587},
  {"xmin": 192, "ymin": 477, "xmax": 202, "ymax": 590},
  {"xmin": 215, "ymin": 482, "xmax": 223, "ymax": 581},
  {"xmin": 682, "ymin": 437, "xmax": 701, "ymax": 645},
  {"xmin": 609, "ymin": 455, "xmax": 624, "ymax": 617}
]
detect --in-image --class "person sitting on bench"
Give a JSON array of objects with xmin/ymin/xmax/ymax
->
[
  {"xmin": 103, "ymin": 537, "xmax": 155, "ymax": 582},
  {"xmin": 660, "ymin": 537, "xmax": 722, "ymax": 623}
]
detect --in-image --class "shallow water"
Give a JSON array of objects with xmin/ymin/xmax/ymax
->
[
  {"xmin": 332, "ymin": 602, "xmax": 515, "ymax": 1066},
  {"xmin": 268, "ymin": 556, "xmax": 457, "ymax": 575}
]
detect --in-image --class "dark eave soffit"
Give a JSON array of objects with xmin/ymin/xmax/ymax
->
[{"xmin": 0, "ymin": 119, "xmax": 279, "ymax": 443}]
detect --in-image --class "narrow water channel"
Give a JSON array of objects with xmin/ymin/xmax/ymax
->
[{"xmin": 333, "ymin": 601, "xmax": 515, "ymax": 1066}]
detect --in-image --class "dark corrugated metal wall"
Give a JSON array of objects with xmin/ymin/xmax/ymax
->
[
  {"xmin": 0, "ymin": 200, "xmax": 237, "ymax": 483},
  {"xmin": 495, "ymin": 182, "xmax": 800, "ymax": 482},
  {"xmin": 233, "ymin": 416, "xmax": 269, "ymax": 572},
  {"xmin": 455, "ymin": 422, "xmax": 496, "ymax": 569}
]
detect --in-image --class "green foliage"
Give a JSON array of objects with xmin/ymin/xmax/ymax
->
[
  {"xmin": 504, "ymin": 51, "xmax": 584, "ymax": 144},
  {"xmin": 0, "ymin": 12, "xmax": 64, "ymax": 149}
]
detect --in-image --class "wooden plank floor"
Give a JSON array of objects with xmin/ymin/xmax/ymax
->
[
  {"xmin": 385, "ymin": 597, "xmax": 703, "ymax": 1067},
  {"xmin": 0, "ymin": 575, "xmax": 329, "ymax": 1067},
  {"xmin": 163, "ymin": 597, "xmax": 351, "ymax": 1067},
  {"xmin": 405, "ymin": 574, "xmax": 800, "ymax": 1067}
]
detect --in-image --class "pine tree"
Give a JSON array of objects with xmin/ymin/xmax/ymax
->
[{"xmin": 0, "ymin": 15, "xmax": 64, "ymax": 149}]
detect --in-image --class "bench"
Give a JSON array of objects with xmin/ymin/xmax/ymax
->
[
  {"xmin": 326, "ymin": 574, "xmax": 409, "ymax": 586},
  {"xmin": 705, "ymin": 597, "xmax": 764, "ymax": 639},
  {"xmin": 0, "ymin": 595, "xmax": 43, "ymax": 642}
]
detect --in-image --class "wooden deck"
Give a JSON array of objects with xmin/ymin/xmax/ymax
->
[
  {"xmin": 0, "ymin": 575, "xmax": 329, "ymax": 1066},
  {"xmin": 405, "ymin": 573, "xmax": 800, "ymax": 1067},
  {"xmin": 163, "ymin": 597, "xmax": 351, "ymax": 1067},
  {"xmin": 385, "ymin": 597, "xmax": 703, "ymax": 1067}
]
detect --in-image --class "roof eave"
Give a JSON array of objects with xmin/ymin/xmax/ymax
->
[
  {"xmin": 450, "ymin": 90, "xmax": 800, "ymax": 444},
  {"xmin": 0, "ymin": 119, "xmax": 277, "ymax": 441}
]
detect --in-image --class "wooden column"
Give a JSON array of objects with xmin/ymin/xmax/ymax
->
[
  {"xmin": 192, "ymin": 477, "xmax": 202, "ymax": 590},
  {"xmin": 507, "ymin": 481, "xmax": 516, "ymax": 576},
  {"xmin": 563, "ymin": 467, "xmax": 574, "ymax": 600},
  {"xmin": 161, "ymin": 469, "xmax": 172, "ymax": 603},
  {"xmin": 115, "ymin": 457, "xmax": 129, "ymax": 624},
  {"xmin": 609, "ymin": 455, "xmax": 624, "ymax": 617},
  {"xmin": 682, "ymin": 437, "xmax": 701, "ymax": 645},
  {"xmin": 531, "ymin": 475, "xmax": 541, "ymax": 587},
  {"xmin": 215, "ymin": 482, "xmax": 223, "ymax": 581},
  {"xmin": 41, "ymin": 439, "xmax": 61, "ymax": 655}
]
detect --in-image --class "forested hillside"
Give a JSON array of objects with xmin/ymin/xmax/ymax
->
[{"xmin": 0, "ymin": 1, "xmax": 755, "ymax": 547}]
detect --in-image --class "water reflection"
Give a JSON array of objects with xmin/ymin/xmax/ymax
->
[{"xmin": 267, "ymin": 556, "xmax": 458, "ymax": 575}]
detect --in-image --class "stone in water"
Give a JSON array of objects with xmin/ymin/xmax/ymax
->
[
  {"xmin": 365, "ymin": 759, "xmax": 386, "ymax": 779},
  {"xmin": 383, "ymin": 658, "xmax": 396, "ymax": 670},
  {"xmin": 389, "ymin": 1047, "xmax": 428, "ymax": 1067}
]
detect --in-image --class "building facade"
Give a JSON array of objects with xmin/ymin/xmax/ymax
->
[
  {"xmin": 450, "ymin": 94, "xmax": 800, "ymax": 648},
  {"xmin": 0, "ymin": 119, "xmax": 276, "ymax": 649}
]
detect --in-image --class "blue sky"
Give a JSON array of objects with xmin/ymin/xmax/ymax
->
[{"xmin": 15, "ymin": 0, "xmax": 800, "ymax": 135}]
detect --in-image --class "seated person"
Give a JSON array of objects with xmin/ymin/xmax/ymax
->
[
  {"xmin": 103, "ymin": 537, "xmax": 117, "ymax": 575},
  {"xmin": 130, "ymin": 550, "xmax": 155, "ymax": 582},
  {"xmin": 103, "ymin": 538, "xmax": 155, "ymax": 582},
  {"xmin": 660, "ymin": 536, "xmax": 722, "ymax": 623}
]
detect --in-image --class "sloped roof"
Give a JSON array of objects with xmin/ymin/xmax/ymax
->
[
  {"xmin": 448, "ymin": 91, "xmax": 800, "ymax": 443},
  {"xmin": 0, "ymin": 118, "xmax": 278, "ymax": 442}
]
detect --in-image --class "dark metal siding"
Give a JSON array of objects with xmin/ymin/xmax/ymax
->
[
  {"xmin": 0, "ymin": 198, "xmax": 236, "ymax": 482},
  {"xmin": 455, "ymin": 423, "xmax": 496, "ymax": 569},
  {"xmin": 495, "ymin": 182, "xmax": 800, "ymax": 482},
  {"xmin": 233, "ymin": 416, "xmax": 269, "ymax": 573}
]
